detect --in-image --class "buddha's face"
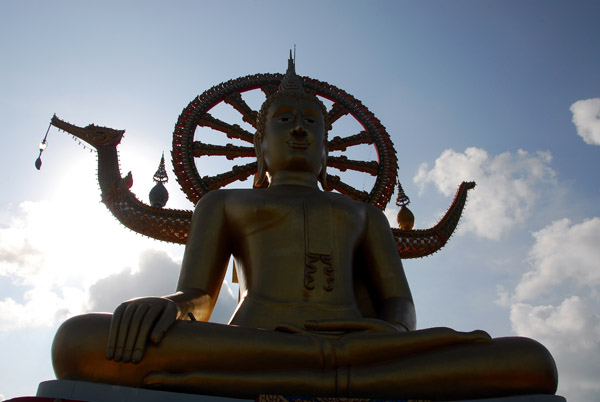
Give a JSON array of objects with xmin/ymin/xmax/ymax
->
[{"xmin": 261, "ymin": 96, "xmax": 326, "ymax": 177}]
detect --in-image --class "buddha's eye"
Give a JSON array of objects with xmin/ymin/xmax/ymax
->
[
  {"xmin": 278, "ymin": 116, "xmax": 291, "ymax": 122},
  {"xmin": 304, "ymin": 117, "xmax": 316, "ymax": 124}
]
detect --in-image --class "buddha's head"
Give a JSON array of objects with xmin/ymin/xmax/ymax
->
[{"xmin": 254, "ymin": 55, "xmax": 330, "ymax": 188}]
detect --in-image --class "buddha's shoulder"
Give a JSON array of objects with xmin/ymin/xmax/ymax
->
[
  {"xmin": 198, "ymin": 188, "xmax": 261, "ymax": 202},
  {"xmin": 196, "ymin": 188, "xmax": 277, "ymax": 210},
  {"xmin": 197, "ymin": 188, "xmax": 384, "ymax": 215},
  {"xmin": 323, "ymin": 191, "xmax": 378, "ymax": 211},
  {"xmin": 324, "ymin": 192, "xmax": 390, "ymax": 225}
]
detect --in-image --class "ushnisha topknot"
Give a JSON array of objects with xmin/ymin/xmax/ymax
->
[{"xmin": 254, "ymin": 51, "xmax": 330, "ymax": 189}]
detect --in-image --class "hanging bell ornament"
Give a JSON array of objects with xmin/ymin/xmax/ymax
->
[
  {"xmin": 395, "ymin": 180, "xmax": 415, "ymax": 230},
  {"xmin": 35, "ymin": 119, "xmax": 53, "ymax": 171}
]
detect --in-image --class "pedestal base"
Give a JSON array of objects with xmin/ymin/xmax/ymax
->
[
  {"xmin": 36, "ymin": 380, "xmax": 248, "ymax": 402},
  {"xmin": 29, "ymin": 380, "xmax": 566, "ymax": 402},
  {"xmin": 257, "ymin": 397, "xmax": 565, "ymax": 402}
]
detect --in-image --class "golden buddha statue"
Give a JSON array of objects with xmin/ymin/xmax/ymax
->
[{"xmin": 51, "ymin": 57, "xmax": 558, "ymax": 400}]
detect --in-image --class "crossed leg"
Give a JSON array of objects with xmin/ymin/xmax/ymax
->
[{"xmin": 52, "ymin": 314, "xmax": 557, "ymax": 399}]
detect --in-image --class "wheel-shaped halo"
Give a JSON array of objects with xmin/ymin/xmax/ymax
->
[{"xmin": 172, "ymin": 73, "xmax": 397, "ymax": 210}]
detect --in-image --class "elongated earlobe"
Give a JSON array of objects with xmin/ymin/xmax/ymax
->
[
  {"xmin": 319, "ymin": 146, "xmax": 328, "ymax": 190},
  {"xmin": 254, "ymin": 134, "xmax": 267, "ymax": 188}
]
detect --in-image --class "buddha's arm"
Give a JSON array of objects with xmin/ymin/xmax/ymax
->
[
  {"xmin": 176, "ymin": 190, "xmax": 232, "ymax": 320},
  {"xmin": 361, "ymin": 205, "xmax": 417, "ymax": 331},
  {"xmin": 105, "ymin": 191, "xmax": 231, "ymax": 364}
]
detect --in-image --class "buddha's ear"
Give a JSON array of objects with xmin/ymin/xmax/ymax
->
[
  {"xmin": 254, "ymin": 133, "xmax": 267, "ymax": 188},
  {"xmin": 319, "ymin": 143, "xmax": 329, "ymax": 191}
]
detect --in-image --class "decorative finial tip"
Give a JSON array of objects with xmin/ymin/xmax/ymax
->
[
  {"xmin": 279, "ymin": 49, "xmax": 304, "ymax": 94},
  {"xmin": 153, "ymin": 153, "xmax": 169, "ymax": 184}
]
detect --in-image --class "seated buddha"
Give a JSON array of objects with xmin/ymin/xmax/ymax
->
[{"xmin": 51, "ymin": 57, "xmax": 558, "ymax": 400}]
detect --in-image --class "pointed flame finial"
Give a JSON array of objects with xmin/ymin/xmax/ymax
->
[
  {"xmin": 153, "ymin": 152, "xmax": 168, "ymax": 183},
  {"xmin": 395, "ymin": 180, "xmax": 410, "ymax": 207},
  {"xmin": 395, "ymin": 180, "xmax": 415, "ymax": 230}
]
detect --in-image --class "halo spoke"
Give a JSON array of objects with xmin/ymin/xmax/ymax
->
[
  {"xmin": 327, "ymin": 156, "xmax": 378, "ymax": 176},
  {"xmin": 325, "ymin": 174, "xmax": 369, "ymax": 201},
  {"xmin": 328, "ymin": 131, "xmax": 374, "ymax": 152},
  {"xmin": 193, "ymin": 142, "xmax": 255, "ymax": 159},
  {"xmin": 224, "ymin": 92, "xmax": 259, "ymax": 128},
  {"xmin": 201, "ymin": 161, "xmax": 257, "ymax": 191},
  {"xmin": 199, "ymin": 114, "xmax": 255, "ymax": 143},
  {"xmin": 327, "ymin": 103, "xmax": 350, "ymax": 125},
  {"xmin": 261, "ymin": 84, "xmax": 278, "ymax": 98}
]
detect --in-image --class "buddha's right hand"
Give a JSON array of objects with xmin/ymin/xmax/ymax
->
[{"xmin": 105, "ymin": 296, "xmax": 178, "ymax": 364}]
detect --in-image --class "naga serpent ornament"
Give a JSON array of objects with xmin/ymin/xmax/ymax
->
[{"xmin": 49, "ymin": 73, "xmax": 475, "ymax": 258}]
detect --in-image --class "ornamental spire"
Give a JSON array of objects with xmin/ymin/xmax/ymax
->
[
  {"xmin": 395, "ymin": 180, "xmax": 415, "ymax": 230},
  {"xmin": 278, "ymin": 49, "xmax": 305, "ymax": 94},
  {"xmin": 149, "ymin": 152, "xmax": 169, "ymax": 208}
]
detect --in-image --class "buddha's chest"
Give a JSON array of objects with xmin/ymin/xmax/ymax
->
[
  {"xmin": 232, "ymin": 196, "xmax": 363, "ymax": 252},
  {"xmin": 229, "ymin": 194, "xmax": 365, "ymax": 300}
]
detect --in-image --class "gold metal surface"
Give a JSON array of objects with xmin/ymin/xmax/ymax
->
[{"xmin": 51, "ymin": 63, "xmax": 557, "ymax": 400}]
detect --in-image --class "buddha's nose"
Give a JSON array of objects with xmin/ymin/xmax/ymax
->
[{"xmin": 290, "ymin": 124, "xmax": 308, "ymax": 137}]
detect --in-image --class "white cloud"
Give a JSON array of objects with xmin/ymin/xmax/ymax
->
[
  {"xmin": 510, "ymin": 298, "xmax": 600, "ymax": 402},
  {"xmin": 570, "ymin": 98, "xmax": 600, "ymax": 145},
  {"xmin": 414, "ymin": 147, "xmax": 555, "ymax": 240},
  {"xmin": 500, "ymin": 218, "xmax": 600, "ymax": 402},
  {"xmin": 0, "ymin": 198, "xmax": 183, "ymax": 331},
  {"xmin": 515, "ymin": 218, "xmax": 600, "ymax": 302},
  {"xmin": 86, "ymin": 249, "xmax": 237, "ymax": 323},
  {"xmin": 510, "ymin": 297, "xmax": 599, "ymax": 351},
  {"xmin": 383, "ymin": 206, "xmax": 399, "ymax": 228},
  {"xmin": 211, "ymin": 280, "xmax": 238, "ymax": 324},
  {"xmin": 0, "ymin": 206, "xmax": 45, "ymax": 281},
  {"xmin": 0, "ymin": 285, "xmax": 86, "ymax": 331},
  {"xmin": 85, "ymin": 249, "xmax": 181, "ymax": 313}
]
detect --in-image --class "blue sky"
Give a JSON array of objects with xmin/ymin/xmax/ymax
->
[{"xmin": 1, "ymin": 1, "xmax": 599, "ymax": 401}]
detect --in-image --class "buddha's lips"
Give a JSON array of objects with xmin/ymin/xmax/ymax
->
[{"xmin": 287, "ymin": 139, "xmax": 310, "ymax": 150}]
